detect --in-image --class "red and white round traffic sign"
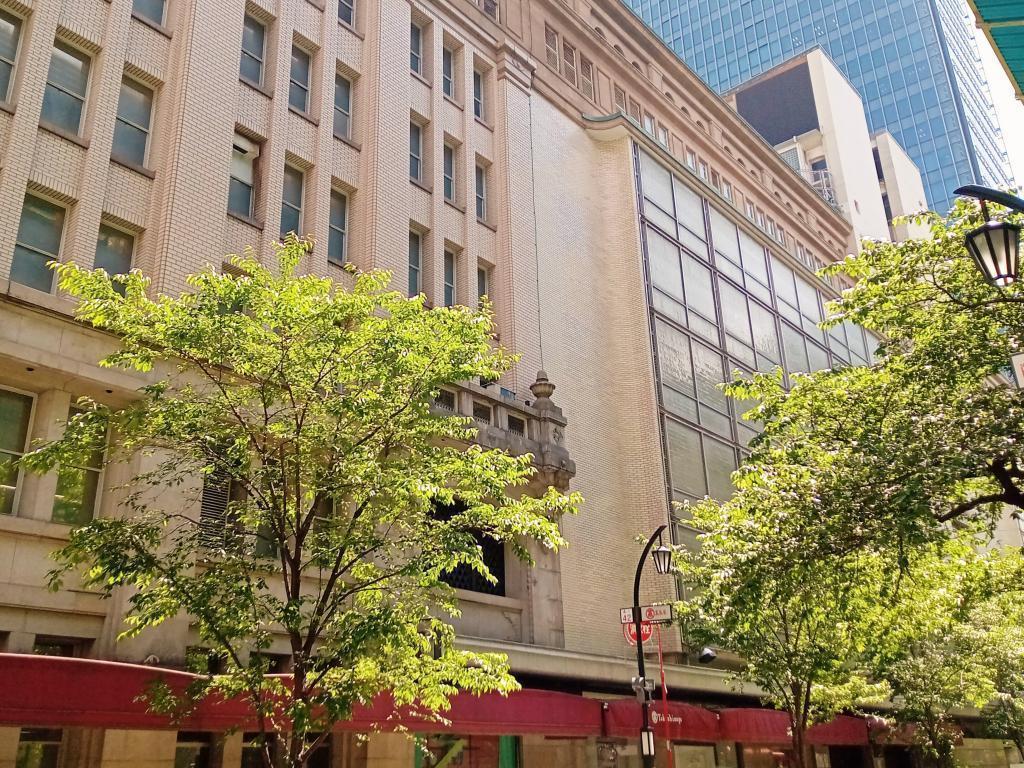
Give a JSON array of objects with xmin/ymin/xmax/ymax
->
[{"xmin": 623, "ymin": 621, "xmax": 654, "ymax": 646}]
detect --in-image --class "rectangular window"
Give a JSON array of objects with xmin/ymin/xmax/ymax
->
[
  {"xmin": 0, "ymin": 388, "xmax": 32, "ymax": 516},
  {"xmin": 280, "ymin": 165, "xmax": 303, "ymax": 237},
  {"xmin": 11, "ymin": 195, "xmax": 65, "ymax": 293},
  {"xmin": 579, "ymin": 56, "xmax": 594, "ymax": 100},
  {"xmin": 409, "ymin": 121, "xmax": 422, "ymax": 181},
  {"xmin": 327, "ymin": 190, "xmax": 347, "ymax": 266},
  {"xmin": 745, "ymin": 200, "xmax": 755, "ymax": 219},
  {"xmin": 288, "ymin": 45, "xmax": 311, "ymax": 113},
  {"xmin": 16, "ymin": 729, "xmax": 61, "ymax": 768},
  {"xmin": 544, "ymin": 25, "xmax": 559, "ymax": 70},
  {"xmin": 333, "ymin": 73, "xmax": 351, "ymax": 139},
  {"xmin": 112, "ymin": 78, "xmax": 153, "ymax": 167},
  {"xmin": 443, "ymin": 143, "xmax": 455, "ymax": 202},
  {"xmin": 228, "ymin": 133, "xmax": 259, "ymax": 219},
  {"xmin": 442, "ymin": 46, "xmax": 455, "ymax": 98},
  {"xmin": 722, "ymin": 180, "xmax": 733, "ymax": 201},
  {"xmin": 132, "ymin": 0, "xmax": 165, "ymax": 24},
  {"xmin": 52, "ymin": 406, "xmax": 105, "ymax": 525},
  {"xmin": 94, "ymin": 223, "xmax": 134, "ymax": 281},
  {"xmin": 477, "ymin": 265, "xmax": 489, "ymax": 305},
  {"xmin": 410, "ymin": 23, "xmax": 422, "ymax": 74},
  {"xmin": 642, "ymin": 113, "xmax": 655, "ymax": 134},
  {"xmin": 198, "ymin": 466, "xmax": 246, "ymax": 551},
  {"xmin": 238, "ymin": 13, "xmax": 264, "ymax": 85},
  {"xmin": 480, "ymin": 0, "xmax": 498, "ymax": 20},
  {"xmin": 475, "ymin": 164, "xmax": 487, "ymax": 221},
  {"xmin": 443, "ymin": 249, "xmax": 456, "ymax": 306},
  {"xmin": 473, "ymin": 68, "xmax": 484, "ymax": 120},
  {"xmin": 338, "ymin": 0, "xmax": 355, "ymax": 26},
  {"xmin": 562, "ymin": 41, "xmax": 577, "ymax": 86},
  {"xmin": 41, "ymin": 41, "xmax": 90, "ymax": 135},
  {"xmin": 240, "ymin": 14, "xmax": 265, "ymax": 85},
  {"xmin": 698, "ymin": 160, "xmax": 709, "ymax": 180},
  {"xmin": 657, "ymin": 125, "xmax": 669, "ymax": 147},
  {"xmin": 685, "ymin": 149, "xmax": 696, "ymax": 170},
  {"xmin": 408, "ymin": 231, "xmax": 421, "ymax": 297},
  {"xmin": 613, "ymin": 84, "xmax": 626, "ymax": 113},
  {"xmin": 0, "ymin": 10, "xmax": 23, "ymax": 103}
]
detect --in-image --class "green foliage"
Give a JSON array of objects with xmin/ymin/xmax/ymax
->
[
  {"xmin": 25, "ymin": 238, "xmax": 580, "ymax": 768},
  {"xmin": 675, "ymin": 199, "xmax": 1024, "ymax": 768}
]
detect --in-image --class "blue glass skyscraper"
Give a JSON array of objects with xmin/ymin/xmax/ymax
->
[{"xmin": 624, "ymin": 0, "xmax": 1014, "ymax": 212}]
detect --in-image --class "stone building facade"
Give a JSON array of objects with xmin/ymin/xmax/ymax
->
[{"xmin": 1, "ymin": 1, "xmax": 1001, "ymax": 768}]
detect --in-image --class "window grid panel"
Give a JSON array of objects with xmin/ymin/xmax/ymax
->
[
  {"xmin": 11, "ymin": 195, "xmax": 66, "ymax": 293},
  {"xmin": 288, "ymin": 45, "xmax": 311, "ymax": 113},
  {"xmin": 42, "ymin": 41, "xmax": 90, "ymax": 134},
  {"xmin": 0, "ymin": 10, "xmax": 23, "ymax": 103}
]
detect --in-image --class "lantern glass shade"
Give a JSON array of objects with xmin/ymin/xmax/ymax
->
[
  {"xmin": 965, "ymin": 220, "xmax": 1021, "ymax": 287},
  {"xmin": 651, "ymin": 544, "xmax": 673, "ymax": 575}
]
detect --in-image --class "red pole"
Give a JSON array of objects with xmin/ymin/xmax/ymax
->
[{"xmin": 657, "ymin": 625, "xmax": 675, "ymax": 768}]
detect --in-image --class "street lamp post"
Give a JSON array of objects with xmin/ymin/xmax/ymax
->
[
  {"xmin": 632, "ymin": 525, "xmax": 674, "ymax": 768},
  {"xmin": 954, "ymin": 185, "xmax": 1024, "ymax": 286}
]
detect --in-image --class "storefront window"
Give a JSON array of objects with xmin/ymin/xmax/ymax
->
[{"xmin": 415, "ymin": 735, "xmax": 519, "ymax": 768}]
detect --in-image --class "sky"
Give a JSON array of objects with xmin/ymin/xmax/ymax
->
[{"xmin": 976, "ymin": 26, "xmax": 1024, "ymax": 188}]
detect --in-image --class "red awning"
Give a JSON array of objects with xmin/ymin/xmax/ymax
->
[
  {"xmin": 807, "ymin": 716, "xmax": 869, "ymax": 746},
  {"xmin": 604, "ymin": 699, "xmax": 720, "ymax": 742},
  {"xmin": 719, "ymin": 709, "xmax": 869, "ymax": 747},
  {"xmin": 719, "ymin": 708, "xmax": 792, "ymax": 745},
  {"xmin": 0, "ymin": 654, "xmax": 602, "ymax": 737}
]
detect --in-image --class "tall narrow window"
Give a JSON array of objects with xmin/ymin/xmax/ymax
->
[
  {"xmin": 613, "ymin": 84, "xmax": 626, "ymax": 113},
  {"xmin": 52, "ymin": 406, "xmax": 105, "ymax": 525},
  {"xmin": 198, "ymin": 466, "xmax": 245, "ymax": 551},
  {"xmin": 112, "ymin": 78, "xmax": 153, "ymax": 167},
  {"xmin": 327, "ymin": 190, "xmax": 347, "ymax": 266},
  {"xmin": 338, "ymin": 0, "xmax": 355, "ymax": 26},
  {"xmin": 333, "ymin": 73, "xmax": 351, "ymax": 139},
  {"xmin": 280, "ymin": 165, "xmax": 303, "ymax": 236},
  {"xmin": 132, "ymin": 0, "xmax": 166, "ymax": 24},
  {"xmin": 240, "ymin": 14, "xmax": 266, "ymax": 86},
  {"xmin": 0, "ymin": 10, "xmax": 23, "ymax": 103},
  {"xmin": 94, "ymin": 224, "xmax": 134, "ymax": 280},
  {"xmin": 408, "ymin": 231, "xmax": 421, "ymax": 297},
  {"xmin": 289, "ymin": 45, "xmax": 311, "ymax": 113},
  {"xmin": 410, "ymin": 23, "xmax": 422, "ymax": 74},
  {"xmin": 627, "ymin": 98, "xmax": 641, "ymax": 122},
  {"xmin": 561, "ymin": 41, "xmax": 577, "ymax": 86},
  {"xmin": 443, "ymin": 249, "xmax": 456, "ymax": 307},
  {"xmin": 409, "ymin": 122, "xmax": 422, "ymax": 181},
  {"xmin": 544, "ymin": 25, "xmax": 559, "ymax": 69},
  {"xmin": 657, "ymin": 124, "xmax": 669, "ymax": 146},
  {"xmin": 0, "ymin": 388, "xmax": 32, "ymax": 516},
  {"xmin": 579, "ymin": 56, "xmax": 594, "ymax": 100},
  {"xmin": 442, "ymin": 45, "xmax": 455, "ymax": 98},
  {"xmin": 475, "ymin": 164, "xmax": 487, "ymax": 221},
  {"xmin": 642, "ymin": 112, "xmax": 655, "ymax": 134},
  {"xmin": 228, "ymin": 133, "xmax": 259, "ymax": 219},
  {"xmin": 11, "ymin": 195, "xmax": 65, "ymax": 293},
  {"xmin": 443, "ymin": 143, "xmax": 455, "ymax": 202},
  {"xmin": 477, "ymin": 265, "xmax": 489, "ymax": 304},
  {"xmin": 42, "ymin": 41, "xmax": 90, "ymax": 135},
  {"xmin": 473, "ymin": 68, "xmax": 484, "ymax": 120}
]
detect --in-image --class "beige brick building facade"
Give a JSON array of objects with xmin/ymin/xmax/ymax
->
[{"xmin": 1, "ymin": 1, "xmax": 1005, "ymax": 768}]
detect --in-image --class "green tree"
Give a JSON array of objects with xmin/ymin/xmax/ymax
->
[
  {"xmin": 25, "ymin": 238, "xmax": 580, "ymax": 768},
  {"xmin": 731, "ymin": 200, "xmax": 1024, "ymax": 567},
  {"xmin": 676, "ymin": 486, "xmax": 890, "ymax": 768},
  {"xmin": 866, "ymin": 539, "xmax": 1021, "ymax": 768}
]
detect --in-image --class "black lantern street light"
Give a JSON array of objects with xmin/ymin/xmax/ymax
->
[{"xmin": 954, "ymin": 185, "xmax": 1024, "ymax": 287}]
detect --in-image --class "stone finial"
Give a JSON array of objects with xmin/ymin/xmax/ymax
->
[{"xmin": 529, "ymin": 370, "xmax": 556, "ymax": 403}]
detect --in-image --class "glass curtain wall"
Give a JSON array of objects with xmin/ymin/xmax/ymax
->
[{"xmin": 634, "ymin": 146, "xmax": 876, "ymax": 552}]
